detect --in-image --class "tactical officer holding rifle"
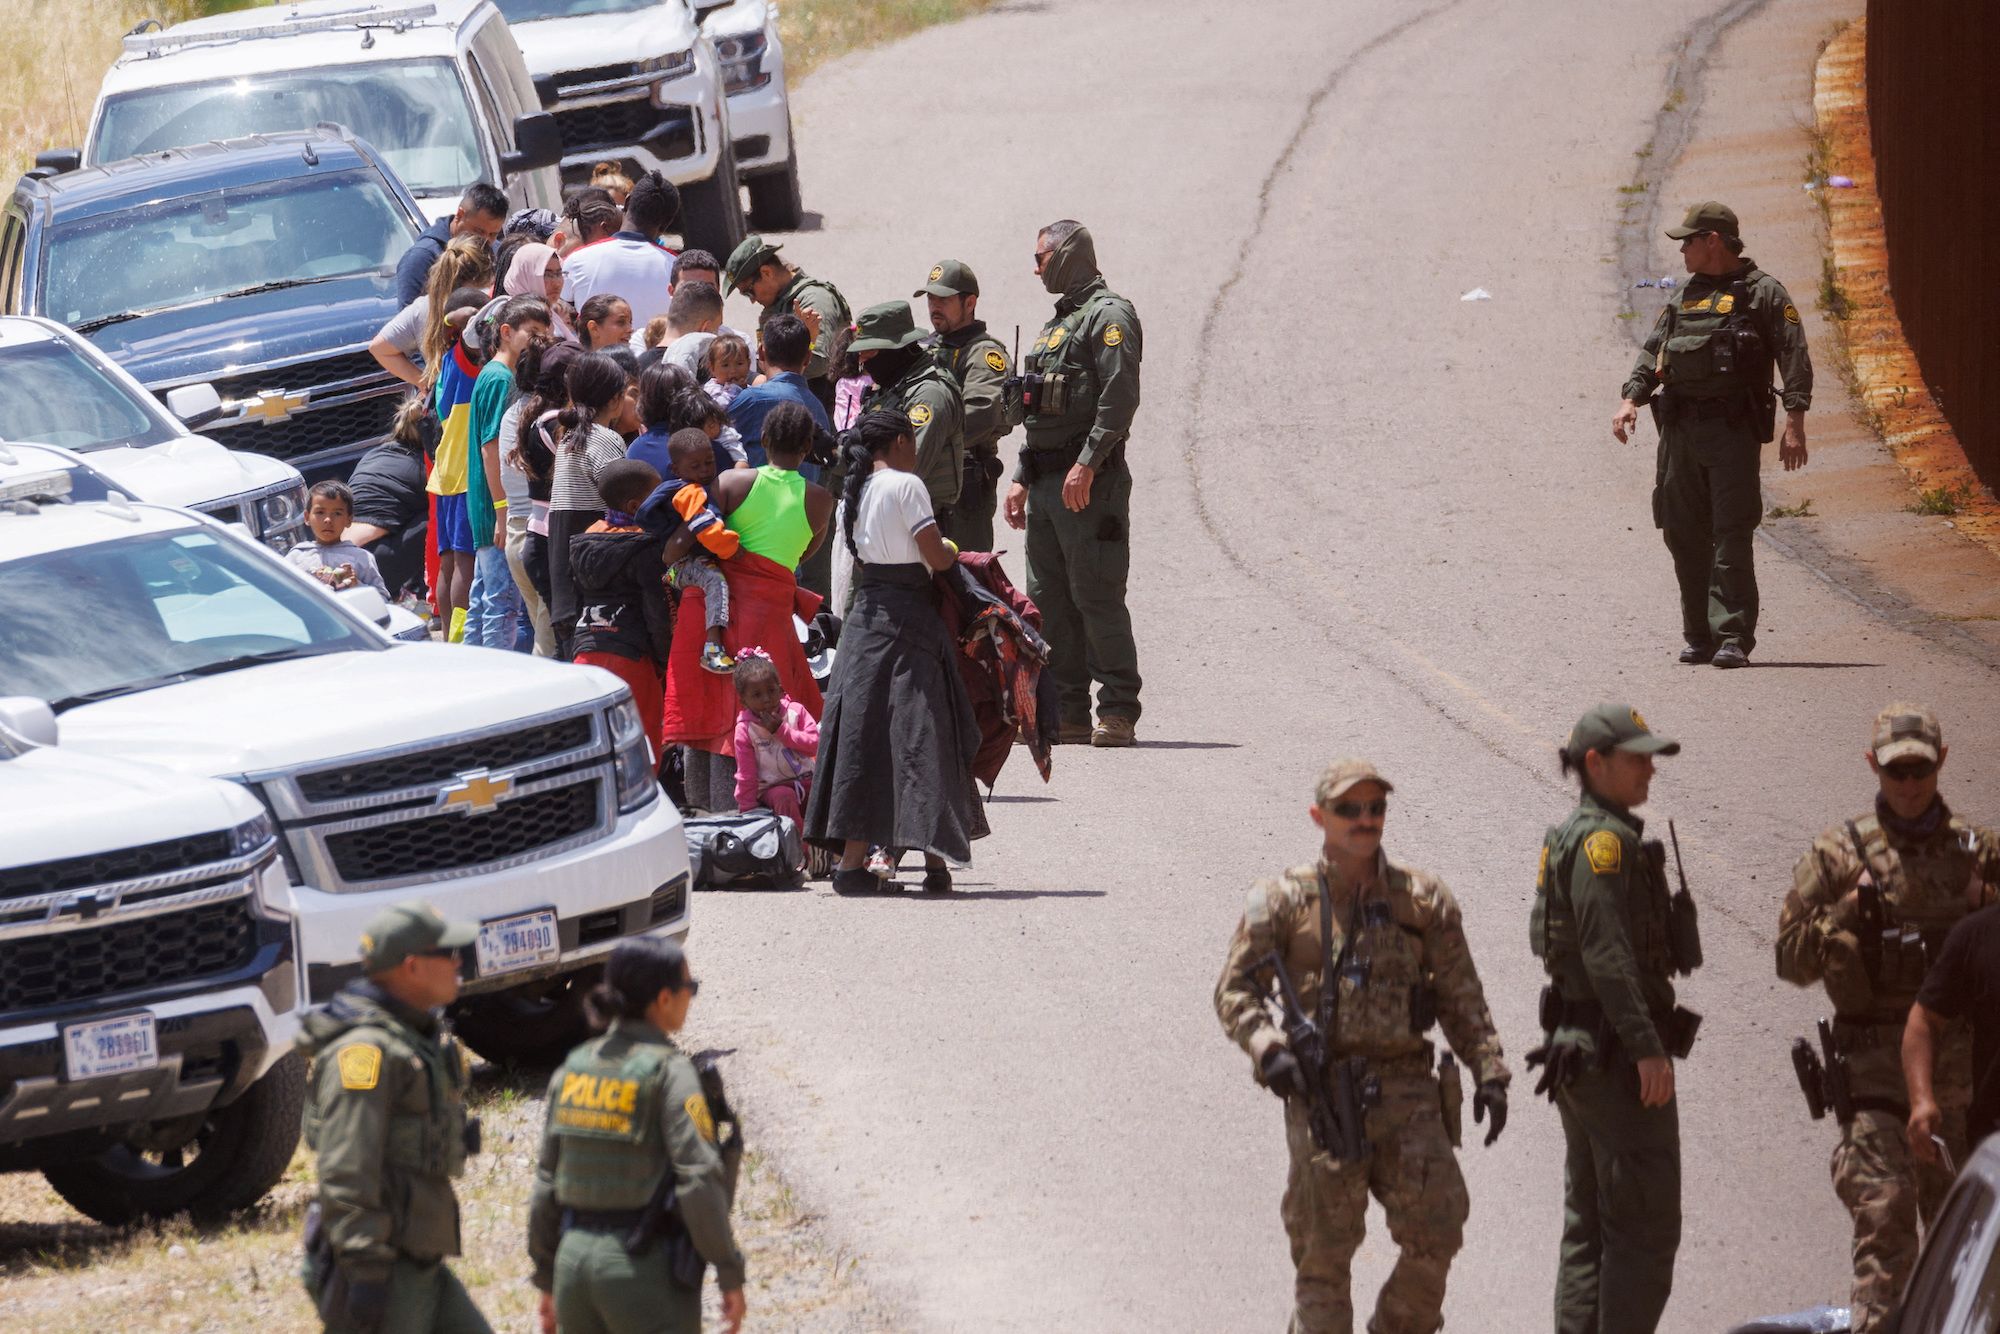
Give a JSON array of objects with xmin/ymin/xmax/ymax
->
[
  {"xmin": 1528, "ymin": 705, "xmax": 1701, "ymax": 1334},
  {"xmin": 1612, "ymin": 201, "xmax": 1812, "ymax": 670},
  {"xmin": 1777, "ymin": 703, "xmax": 1999, "ymax": 1334},
  {"xmin": 1215, "ymin": 760, "xmax": 1509, "ymax": 1334}
]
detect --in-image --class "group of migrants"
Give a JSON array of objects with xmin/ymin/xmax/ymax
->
[
  {"xmin": 339, "ymin": 166, "xmax": 1144, "ymax": 892},
  {"xmin": 1212, "ymin": 202, "xmax": 2000, "ymax": 1334}
]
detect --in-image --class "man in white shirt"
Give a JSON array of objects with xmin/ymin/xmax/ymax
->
[{"xmin": 561, "ymin": 170, "xmax": 680, "ymax": 332}]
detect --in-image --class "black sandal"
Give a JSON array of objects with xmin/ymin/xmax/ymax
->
[
  {"xmin": 832, "ymin": 868, "xmax": 881, "ymax": 896},
  {"xmin": 920, "ymin": 866, "xmax": 953, "ymax": 893}
]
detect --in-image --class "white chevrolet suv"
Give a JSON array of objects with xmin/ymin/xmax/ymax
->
[
  {"xmin": 0, "ymin": 696, "xmax": 306, "ymax": 1225},
  {"xmin": 0, "ymin": 491, "xmax": 692, "ymax": 1065}
]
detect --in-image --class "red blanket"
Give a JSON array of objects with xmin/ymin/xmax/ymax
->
[{"xmin": 661, "ymin": 550, "xmax": 822, "ymax": 754}]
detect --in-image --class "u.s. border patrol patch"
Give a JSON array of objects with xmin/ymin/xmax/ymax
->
[
  {"xmin": 1103, "ymin": 324, "xmax": 1124, "ymax": 347},
  {"xmin": 1584, "ymin": 831, "xmax": 1623, "ymax": 875},
  {"xmin": 1783, "ymin": 303, "xmax": 1801, "ymax": 323},
  {"xmin": 1537, "ymin": 845, "xmax": 1550, "ymax": 889},
  {"xmin": 984, "ymin": 349, "xmax": 1009, "ymax": 374},
  {"xmin": 684, "ymin": 1092, "xmax": 716, "ymax": 1142},
  {"xmin": 928, "ymin": 265, "xmax": 944, "ymax": 283},
  {"xmin": 337, "ymin": 1043, "xmax": 381, "ymax": 1091},
  {"xmin": 1715, "ymin": 294, "xmax": 1735, "ymax": 314},
  {"xmin": 908, "ymin": 403, "xmax": 934, "ymax": 428},
  {"xmin": 1046, "ymin": 327, "xmax": 1066, "ymax": 350},
  {"xmin": 1630, "ymin": 708, "xmax": 1649, "ymax": 731},
  {"xmin": 1685, "ymin": 296, "xmax": 1712, "ymax": 312}
]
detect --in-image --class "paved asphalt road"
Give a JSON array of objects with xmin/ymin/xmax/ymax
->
[{"xmin": 685, "ymin": 0, "xmax": 1996, "ymax": 1329}]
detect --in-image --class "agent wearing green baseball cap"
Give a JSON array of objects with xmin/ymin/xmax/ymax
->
[
  {"xmin": 297, "ymin": 903, "xmax": 487, "ymax": 1333},
  {"xmin": 851, "ymin": 300, "xmax": 966, "ymax": 535},
  {"xmin": 1612, "ymin": 201, "xmax": 1815, "ymax": 669},
  {"xmin": 915, "ymin": 261, "xmax": 1013, "ymax": 552},
  {"xmin": 1528, "ymin": 705, "xmax": 1698, "ymax": 1334}
]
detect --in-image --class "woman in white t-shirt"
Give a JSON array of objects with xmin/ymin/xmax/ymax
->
[{"xmin": 804, "ymin": 410, "xmax": 988, "ymax": 894}]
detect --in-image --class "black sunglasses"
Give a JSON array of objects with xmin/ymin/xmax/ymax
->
[
  {"xmin": 418, "ymin": 947, "xmax": 462, "ymax": 961},
  {"xmin": 1033, "ymin": 249, "xmax": 1055, "ymax": 265},
  {"xmin": 684, "ymin": 976, "xmax": 701, "ymax": 997},
  {"xmin": 1882, "ymin": 761, "xmax": 1937, "ymax": 782},
  {"xmin": 1329, "ymin": 799, "xmax": 1389, "ymax": 819}
]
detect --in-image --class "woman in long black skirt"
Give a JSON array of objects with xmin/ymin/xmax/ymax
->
[{"xmin": 805, "ymin": 409, "xmax": 988, "ymax": 894}]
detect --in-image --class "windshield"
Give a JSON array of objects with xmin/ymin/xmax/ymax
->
[
  {"xmin": 93, "ymin": 59, "xmax": 484, "ymax": 197},
  {"xmin": 43, "ymin": 169, "xmax": 414, "ymax": 330},
  {"xmin": 0, "ymin": 528, "xmax": 373, "ymax": 709},
  {"xmin": 0, "ymin": 339, "xmax": 178, "ymax": 451},
  {"xmin": 495, "ymin": 0, "xmax": 661, "ymax": 20}
]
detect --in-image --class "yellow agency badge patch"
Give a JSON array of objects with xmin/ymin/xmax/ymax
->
[
  {"xmin": 684, "ymin": 1092, "xmax": 716, "ymax": 1142},
  {"xmin": 928, "ymin": 265, "xmax": 944, "ymax": 283},
  {"xmin": 1583, "ymin": 831, "xmax": 1623, "ymax": 875},
  {"xmin": 908, "ymin": 403, "xmax": 934, "ymax": 429},
  {"xmin": 1537, "ymin": 844, "xmax": 1550, "ymax": 889},
  {"xmin": 1046, "ymin": 327, "xmax": 1066, "ymax": 350},
  {"xmin": 1714, "ymin": 294, "xmax": 1735, "ymax": 314},
  {"xmin": 1684, "ymin": 297, "xmax": 1712, "ymax": 312},
  {"xmin": 1103, "ymin": 325, "xmax": 1124, "ymax": 347},
  {"xmin": 337, "ymin": 1043, "xmax": 382, "ymax": 1091},
  {"xmin": 1783, "ymin": 303, "xmax": 1801, "ymax": 323},
  {"xmin": 984, "ymin": 349, "xmax": 1009, "ymax": 374}
]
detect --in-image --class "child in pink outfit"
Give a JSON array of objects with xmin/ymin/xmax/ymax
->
[{"xmin": 731, "ymin": 651, "xmax": 818, "ymax": 823}]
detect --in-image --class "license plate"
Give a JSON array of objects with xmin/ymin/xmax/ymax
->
[
  {"xmin": 476, "ymin": 909, "xmax": 560, "ymax": 976},
  {"xmin": 63, "ymin": 1012, "xmax": 159, "ymax": 1081}
]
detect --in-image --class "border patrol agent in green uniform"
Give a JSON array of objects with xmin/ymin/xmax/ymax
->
[
  {"xmin": 916, "ymin": 260, "xmax": 1013, "ymax": 552},
  {"xmin": 722, "ymin": 235, "xmax": 851, "ymax": 404},
  {"xmin": 1614, "ymin": 202, "xmax": 1813, "ymax": 669},
  {"xmin": 851, "ymin": 301, "xmax": 967, "ymax": 538},
  {"xmin": 1002, "ymin": 220, "xmax": 1143, "ymax": 747},
  {"xmin": 529, "ymin": 937, "xmax": 746, "ymax": 1334},
  {"xmin": 1528, "ymin": 706, "xmax": 1701, "ymax": 1334},
  {"xmin": 298, "ymin": 903, "xmax": 488, "ymax": 1334}
]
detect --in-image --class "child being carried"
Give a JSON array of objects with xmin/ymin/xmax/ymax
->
[{"xmin": 635, "ymin": 427, "xmax": 740, "ymax": 675}]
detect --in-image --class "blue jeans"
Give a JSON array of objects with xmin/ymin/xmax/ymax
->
[{"xmin": 465, "ymin": 543, "xmax": 524, "ymax": 650}]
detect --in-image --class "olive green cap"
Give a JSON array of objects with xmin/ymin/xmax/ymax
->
[
  {"xmin": 1566, "ymin": 704, "xmax": 1680, "ymax": 758},
  {"xmin": 848, "ymin": 301, "xmax": 926, "ymax": 353},
  {"xmin": 722, "ymin": 235, "xmax": 782, "ymax": 294},
  {"xmin": 1665, "ymin": 200, "xmax": 1739, "ymax": 240},
  {"xmin": 1872, "ymin": 702, "xmax": 1941, "ymax": 766},
  {"xmin": 1314, "ymin": 758, "xmax": 1393, "ymax": 807},
  {"xmin": 359, "ymin": 901, "xmax": 476, "ymax": 973},
  {"xmin": 913, "ymin": 259, "xmax": 979, "ymax": 298}
]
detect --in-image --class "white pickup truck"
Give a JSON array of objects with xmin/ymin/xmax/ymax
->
[
  {"xmin": 0, "ymin": 488, "xmax": 692, "ymax": 1065},
  {"xmin": 0, "ymin": 696, "xmax": 306, "ymax": 1225}
]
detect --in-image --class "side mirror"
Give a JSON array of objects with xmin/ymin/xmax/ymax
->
[
  {"xmin": 337, "ymin": 584, "xmax": 392, "ymax": 628},
  {"xmin": 34, "ymin": 148, "xmax": 81, "ymax": 175},
  {"xmin": 0, "ymin": 695, "xmax": 59, "ymax": 751},
  {"xmin": 501, "ymin": 112, "xmax": 564, "ymax": 175},
  {"xmin": 164, "ymin": 382, "xmax": 225, "ymax": 427}
]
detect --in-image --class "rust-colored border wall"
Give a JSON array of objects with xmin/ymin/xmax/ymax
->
[{"xmin": 1864, "ymin": 1, "xmax": 2000, "ymax": 490}]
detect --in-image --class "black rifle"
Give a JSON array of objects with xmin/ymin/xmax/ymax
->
[
  {"xmin": 1790, "ymin": 1017, "xmax": 1856, "ymax": 1125},
  {"xmin": 1665, "ymin": 821, "xmax": 1703, "ymax": 975},
  {"xmin": 1263, "ymin": 951, "xmax": 1377, "ymax": 1164}
]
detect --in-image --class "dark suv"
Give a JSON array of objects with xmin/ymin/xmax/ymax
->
[{"xmin": 1, "ymin": 127, "xmax": 424, "ymax": 480}]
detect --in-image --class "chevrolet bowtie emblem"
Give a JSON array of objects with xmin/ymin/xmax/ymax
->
[
  {"xmin": 240, "ymin": 389, "xmax": 310, "ymax": 423},
  {"xmin": 437, "ymin": 769, "xmax": 514, "ymax": 816}
]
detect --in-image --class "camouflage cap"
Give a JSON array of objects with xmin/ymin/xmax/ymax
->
[
  {"xmin": 913, "ymin": 260, "xmax": 979, "ymax": 298},
  {"xmin": 847, "ymin": 301, "xmax": 926, "ymax": 353},
  {"xmin": 1566, "ymin": 704, "xmax": 1680, "ymax": 758},
  {"xmin": 1314, "ymin": 758, "xmax": 1394, "ymax": 807},
  {"xmin": 1665, "ymin": 200, "xmax": 1740, "ymax": 240},
  {"xmin": 1872, "ymin": 702, "xmax": 1941, "ymax": 766},
  {"xmin": 722, "ymin": 235, "xmax": 782, "ymax": 294},
  {"xmin": 359, "ymin": 902, "xmax": 476, "ymax": 973}
]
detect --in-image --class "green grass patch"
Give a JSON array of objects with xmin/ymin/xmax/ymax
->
[
  {"xmin": 1907, "ymin": 483, "xmax": 1975, "ymax": 516},
  {"xmin": 783, "ymin": 0, "xmax": 997, "ymax": 81},
  {"xmin": 1768, "ymin": 498, "xmax": 1817, "ymax": 518}
]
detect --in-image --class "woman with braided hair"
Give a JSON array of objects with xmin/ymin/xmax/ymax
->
[
  {"xmin": 804, "ymin": 409, "xmax": 987, "ymax": 894},
  {"xmin": 546, "ymin": 352, "xmax": 639, "ymax": 659}
]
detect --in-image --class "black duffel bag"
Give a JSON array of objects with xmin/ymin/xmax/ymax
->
[{"xmin": 683, "ymin": 810, "xmax": 805, "ymax": 889}]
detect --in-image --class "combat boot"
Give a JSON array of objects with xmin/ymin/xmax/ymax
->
[
  {"xmin": 1678, "ymin": 641, "xmax": 1715, "ymax": 664},
  {"xmin": 1056, "ymin": 719, "xmax": 1094, "ymax": 745},
  {"xmin": 1712, "ymin": 642, "xmax": 1750, "ymax": 669},
  {"xmin": 1091, "ymin": 716, "xmax": 1136, "ymax": 748}
]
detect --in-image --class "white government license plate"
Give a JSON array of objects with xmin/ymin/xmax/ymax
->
[
  {"xmin": 63, "ymin": 1012, "xmax": 159, "ymax": 1081},
  {"xmin": 476, "ymin": 908, "xmax": 560, "ymax": 976}
]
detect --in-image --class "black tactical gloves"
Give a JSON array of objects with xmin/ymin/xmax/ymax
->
[
  {"xmin": 1474, "ymin": 1080, "xmax": 1508, "ymax": 1146},
  {"xmin": 1525, "ymin": 1034, "xmax": 1592, "ymax": 1101},
  {"xmin": 1260, "ymin": 1045, "xmax": 1303, "ymax": 1100}
]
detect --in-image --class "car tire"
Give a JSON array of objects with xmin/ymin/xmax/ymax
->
[
  {"xmin": 42, "ymin": 1050, "xmax": 307, "ymax": 1226},
  {"xmin": 746, "ymin": 123, "xmax": 803, "ymax": 231},
  {"xmin": 450, "ymin": 966, "xmax": 602, "ymax": 1067},
  {"xmin": 678, "ymin": 139, "xmax": 747, "ymax": 258}
]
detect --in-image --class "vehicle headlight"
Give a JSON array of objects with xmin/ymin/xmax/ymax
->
[
  {"xmin": 715, "ymin": 33, "xmax": 769, "ymax": 94},
  {"xmin": 229, "ymin": 810, "xmax": 277, "ymax": 858},
  {"xmin": 256, "ymin": 482, "xmax": 307, "ymax": 537},
  {"xmin": 607, "ymin": 697, "xmax": 660, "ymax": 814}
]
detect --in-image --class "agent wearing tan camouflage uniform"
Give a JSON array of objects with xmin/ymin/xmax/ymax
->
[
  {"xmin": 1216, "ymin": 760, "xmax": 1510, "ymax": 1334},
  {"xmin": 1777, "ymin": 703, "xmax": 2000, "ymax": 1334}
]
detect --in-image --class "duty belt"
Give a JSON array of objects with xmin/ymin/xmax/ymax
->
[
  {"xmin": 1664, "ymin": 393, "xmax": 1746, "ymax": 419},
  {"xmin": 562, "ymin": 1207, "xmax": 645, "ymax": 1232},
  {"xmin": 1832, "ymin": 1010, "xmax": 1912, "ymax": 1051}
]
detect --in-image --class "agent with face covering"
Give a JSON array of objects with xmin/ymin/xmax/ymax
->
[{"xmin": 1001, "ymin": 220, "xmax": 1144, "ymax": 748}]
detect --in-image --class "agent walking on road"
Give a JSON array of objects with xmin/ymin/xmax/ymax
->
[
  {"xmin": 1528, "ymin": 706, "xmax": 1697, "ymax": 1334},
  {"xmin": 528, "ymin": 938, "xmax": 746, "ymax": 1334},
  {"xmin": 1215, "ymin": 760, "xmax": 1510, "ymax": 1334},
  {"xmin": 1777, "ymin": 703, "xmax": 1999, "ymax": 1333},
  {"xmin": 298, "ymin": 903, "xmax": 488, "ymax": 1334},
  {"xmin": 1003, "ymin": 220, "xmax": 1143, "ymax": 746},
  {"xmin": 1613, "ymin": 202, "xmax": 1812, "ymax": 669}
]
